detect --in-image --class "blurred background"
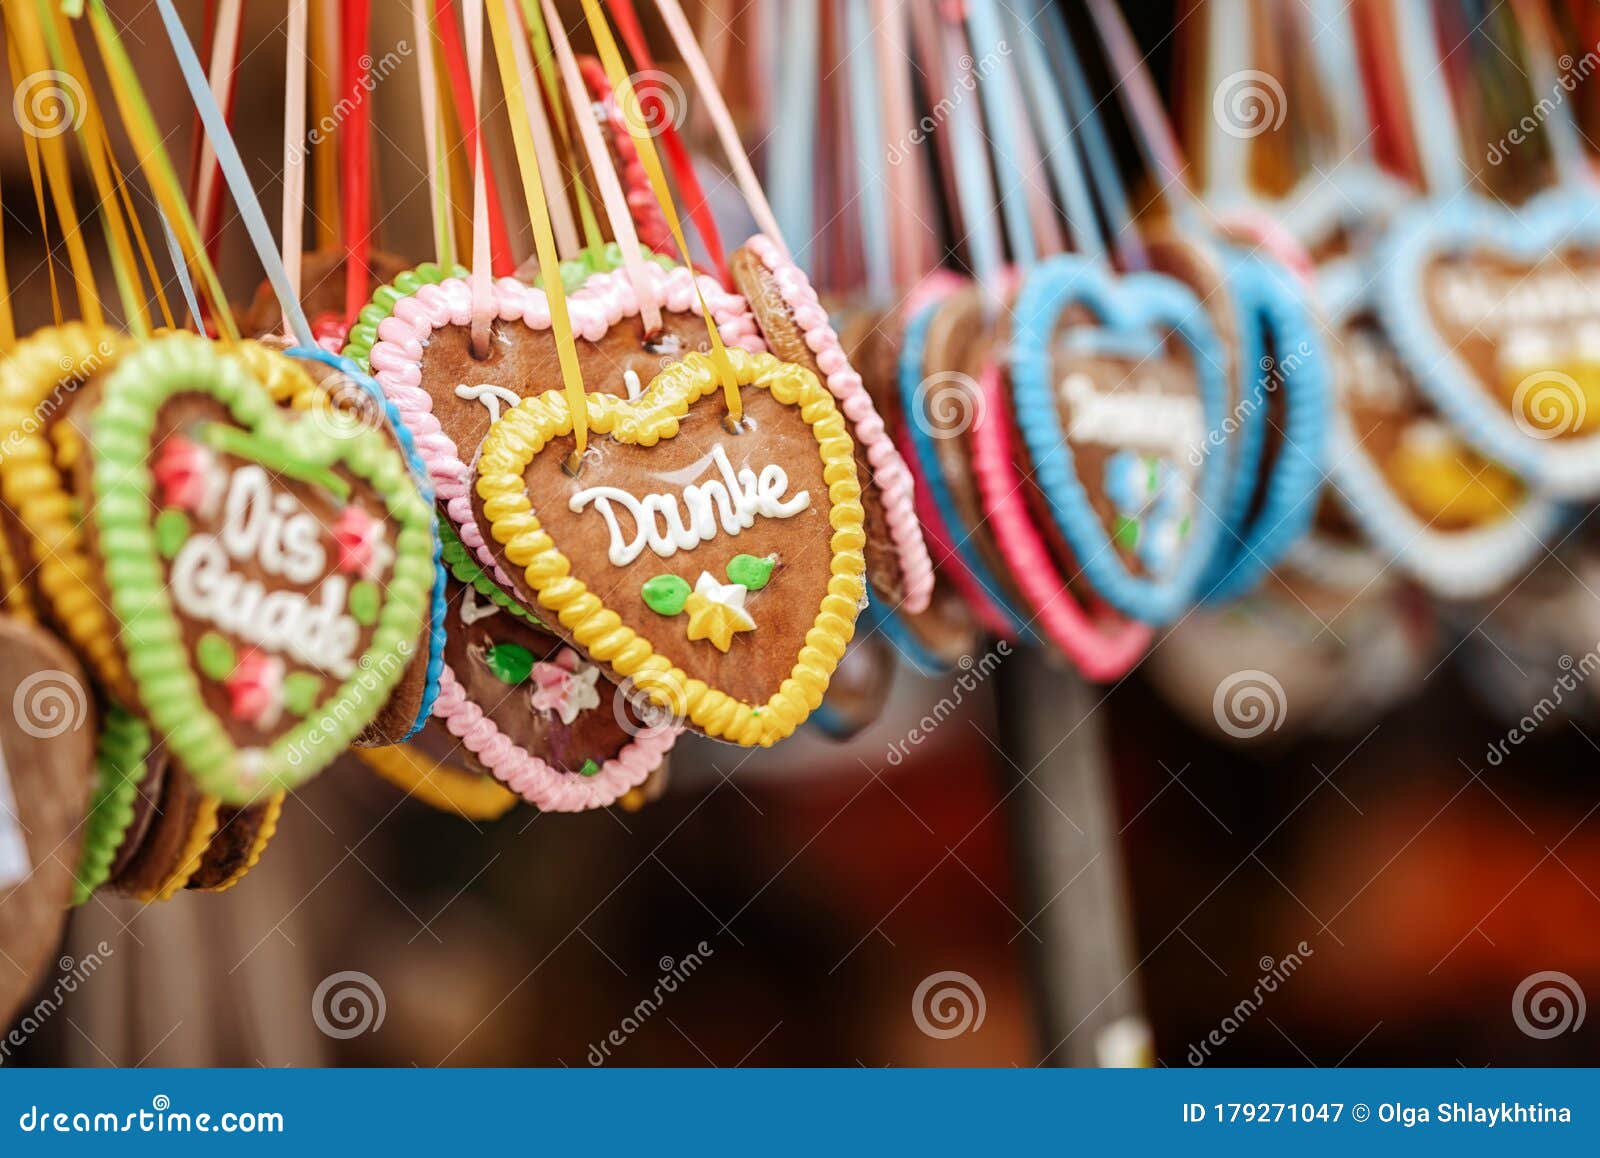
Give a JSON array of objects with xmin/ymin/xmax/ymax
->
[{"xmin": 4, "ymin": 0, "xmax": 1600, "ymax": 1067}]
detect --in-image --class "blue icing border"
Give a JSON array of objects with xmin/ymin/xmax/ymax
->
[
  {"xmin": 1008, "ymin": 255, "xmax": 1231, "ymax": 624},
  {"xmin": 1316, "ymin": 260, "xmax": 1570, "ymax": 599},
  {"xmin": 896, "ymin": 295, "xmax": 1039, "ymax": 643},
  {"xmin": 859, "ymin": 593, "xmax": 956, "ymax": 678},
  {"xmin": 1374, "ymin": 189, "xmax": 1600, "ymax": 497},
  {"xmin": 1202, "ymin": 249, "xmax": 1330, "ymax": 602},
  {"xmin": 286, "ymin": 346, "xmax": 446, "ymax": 740}
]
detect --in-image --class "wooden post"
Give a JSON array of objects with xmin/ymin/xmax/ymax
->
[{"xmin": 999, "ymin": 649, "xmax": 1151, "ymax": 1067}]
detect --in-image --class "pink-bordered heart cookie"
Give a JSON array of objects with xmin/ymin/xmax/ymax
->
[
  {"xmin": 730, "ymin": 234, "xmax": 935, "ymax": 616},
  {"xmin": 354, "ymin": 263, "xmax": 764, "ymax": 581},
  {"xmin": 971, "ymin": 358, "xmax": 1151, "ymax": 680}
]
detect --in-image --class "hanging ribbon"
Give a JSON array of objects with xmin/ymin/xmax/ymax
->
[
  {"xmin": 341, "ymin": 0, "xmax": 374, "ymax": 325},
  {"xmin": 3, "ymin": 5, "xmax": 100, "ymax": 326},
  {"xmin": 189, "ymin": 0, "xmax": 244, "ymax": 269},
  {"xmin": 1394, "ymin": 0, "xmax": 1468, "ymax": 197},
  {"xmin": 846, "ymin": 0, "xmax": 891, "ymax": 302},
  {"xmin": 283, "ymin": 0, "xmax": 309, "ymax": 326},
  {"xmin": 770, "ymin": 0, "xmax": 819, "ymax": 261},
  {"xmin": 518, "ymin": 0, "xmax": 605, "ymax": 254},
  {"xmin": 606, "ymin": 0, "xmax": 730, "ymax": 284},
  {"xmin": 651, "ymin": 0, "xmax": 787, "ymax": 257},
  {"xmin": 410, "ymin": 0, "xmax": 453, "ymax": 266},
  {"xmin": 152, "ymin": 0, "xmax": 310, "ymax": 344},
  {"xmin": 84, "ymin": 0, "xmax": 238, "ymax": 339},
  {"xmin": 539, "ymin": 0, "xmax": 662, "ymax": 332},
  {"xmin": 487, "ymin": 0, "xmax": 591, "ymax": 459},
  {"xmin": 503, "ymin": 6, "xmax": 578, "ymax": 258},
  {"xmin": 578, "ymin": 0, "xmax": 741, "ymax": 420},
  {"xmin": 435, "ymin": 0, "xmax": 513, "ymax": 276}
]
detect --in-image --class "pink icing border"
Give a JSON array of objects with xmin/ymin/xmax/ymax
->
[
  {"xmin": 367, "ymin": 263, "xmax": 766, "ymax": 580},
  {"xmin": 1216, "ymin": 209, "xmax": 1317, "ymax": 285},
  {"xmin": 971, "ymin": 361, "xmax": 1151, "ymax": 680},
  {"xmin": 746, "ymin": 233, "xmax": 935, "ymax": 614},
  {"xmin": 431, "ymin": 666, "xmax": 674, "ymax": 811},
  {"xmin": 896, "ymin": 424, "xmax": 1018, "ymax": 642}
]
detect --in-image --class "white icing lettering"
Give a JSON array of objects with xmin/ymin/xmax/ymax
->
[
  {"xmin": 568, "ymin": 444, "xmax": 810, "ymax": 566},
  {"xmin": 456, "ymin": 382, "xmax": 522, "ymax": 424},
  {"xmin": 1060, "ymin": 371, "xmax": 1205, "ymax": 457},
  {"xmin": 169, "ymin": 470, "xmax": 358, "ymax": 678}
]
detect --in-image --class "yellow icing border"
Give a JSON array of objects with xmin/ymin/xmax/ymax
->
[
  {"xmin": 195, "ymin": 793, "xmax": 286, "ymax": 894},
  {"xmin": 356, "ymin": 744, "xmax": 519, "ymax": 821},
  {"xmin": 0, "ymin": 323, "xmax": 131, "ymax": 688},
  {"xmin": 475, "ymin": 349, "xmax": 866, "ymax": 747},
  {"xmin": 136, "ymin": 794, "xmax": 222, "ymax": 903}
]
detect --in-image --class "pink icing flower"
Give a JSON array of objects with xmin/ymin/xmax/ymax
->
[
  {"xmin": 332, "ymin": 505, "xmax": 393, "ymax": 579},
  {"xmin": 153, "ymin": 434, "xmax": 220, "ymax": 514},
  {"xmin": 529, "ymin": 649, "xmax": 602, "ymax": 726},
  {"xmin": 224, "ymin": 651, "xmax": 285, "ymax": 730}
]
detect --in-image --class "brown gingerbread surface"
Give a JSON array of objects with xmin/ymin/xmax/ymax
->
[
  {"xmin": 442, "ymin": 575, "xmax": 646, "ymax": 777},
  {"xmin": 729, "ymin": 247, "xmax": 904, "ymax": 608},
  {"xmin": 1422, "ymin": 249, "xmax": 1600, "ymax": 439},
  {"xmin": 0, "ymin": 618, "xmax": 96, "ymax": 1027},
  {"xmin": 422, "ymin": 307, "xmax": 722, "ymax": 469},
  {"xmin": 473, "ymin": 384, "xmax": 838, "ymax": 710}
]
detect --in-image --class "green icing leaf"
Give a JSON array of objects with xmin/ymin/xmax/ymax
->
[
  {"xmin": 349, "ymin": 580, "xmax": 381, "ymax": 626},
  {"xmin": 1113, "ymin": 515, "xmax": 1141, "ymax": 551},
  {"xmin": 486, "ymin": 642, "xmax": 535, "ymax": 685},
  {"xmin": 155, "ymin": 508, "xmax": 190, "ymax": 559},
  {"xmin": 283, "ymin": 672, "xmax": 321, "ymax": 716},
  {"xmin": 578, "ymin": 758, "xmax": 600, "ymax": 778},
  {"xmin": 726, "ymin": 553, "xmax": 775, "ymax": 591},
  {"xmin": 196, "ymin": 632, "xmax": 235, "ymax": 681},
  {"xmin": 642, "ymin": 573, "xmax": 691, "ymax": 616}
]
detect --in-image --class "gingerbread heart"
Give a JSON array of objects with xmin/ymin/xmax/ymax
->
[
  {"xmin": 78, "ymin": 333, "xmax": 435, "ymax": 802},
  {"xmin": 840, "ymin": 306, "xmax": 980, "ymax": 675},
  {"xmin": 1378, "ymin": 191, "xmax": 1600, "ymax": 497},
  {"xmin": 431, "ymin": 525, "xmax": 675, "ymax": 811},
  {"xmin": 1320, "ymin": 259, "xmax": 1564, "ymax": 598},
  {"xmin": 281, "ymin": 345, "xmax": 448, "ymax": 747},
  {"xmin": 0, "ymin": 618, "xmax": 96, "ymax": 1028},
  {"xmin": 1009, "ymin": 256, "xmax": 1231, "ymax": 625},
  {"xmin": 475, "ymin": 349, "xmax": 866, "ymax": 746},
  {"xmin": 348, "ymin": 262, "xmax": 763, "ymax": 578},
  {"xmin": 731, "ymin": 236, "xmax": 934, "ymax": 615}
]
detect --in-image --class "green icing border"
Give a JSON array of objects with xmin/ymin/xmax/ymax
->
[
  {"xmin": 438, "ymin": 522, "xmax": 545, "ymax": 629},
  {"xmin": 72, "ymin": 705, "xmax": 152, "ymax": 905},
  {"xmin": 91, "ymin": 333, "xmax": 436, "ymax": 802}
]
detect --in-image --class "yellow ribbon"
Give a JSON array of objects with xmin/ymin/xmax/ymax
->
[
  {"xmin": 485, "ymin": 0, "xmax": 593, "ymax": 457},
  {"xmin": 3, "ymin": 4, "xmax": 100, "ymax": 327},
  {"xmin": 575, "ymin": 0, "xmax": 741, "ymax": 422},
  {"xmin": 83, "ymin": 0, "xmax": 239, "ymax": 341}
]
